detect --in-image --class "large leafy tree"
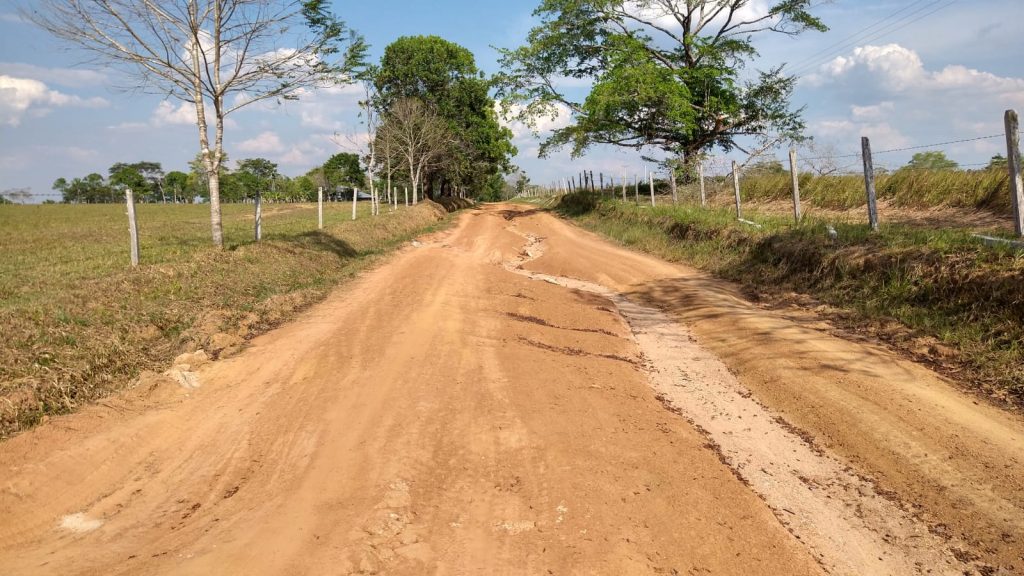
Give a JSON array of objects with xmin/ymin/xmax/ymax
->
[
  {"xmin": 236, "ymin": 158, "xmax": 280, "ymax": 201},
  {"xmin": 322, "ymin": 152, "xmax": 366, "ymax": 190},
  {"xmin": 906, "ymin": 151, "xmax": 959, "ymax": 172},
  {"xmin": 497, "ymin": 0, "xmax": 826, "ymax": 166},
  {"xmin": 374, "ymin": 36, "xmax": 515, "ymax": 198}
]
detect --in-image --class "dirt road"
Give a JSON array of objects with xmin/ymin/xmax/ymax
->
[{"xmin": 1, "ymin": 204, "xmax": 1021, "ymax": 575}]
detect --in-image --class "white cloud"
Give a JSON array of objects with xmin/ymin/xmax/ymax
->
[
  {"xmin": 499, "ymin": 102, "xmax": 573, "ymax": 142},
  {"xmin": 0, "ymin": 62, "xmax": 107, "ymax": 88},
  {"xmin": 0, "ymin": 75, "xmax": 109, "ymax": 126},
  {"xmin": 850, "ymin": 101, "xmax": 894, "ymax": 120},
  {"xmin": 809, "ymin": 43, "xmax": 1024, "ymax": 104},
  {"xmin": 237, "ymin": 131, "xmax": 285, "ymax": 154},
  {"xmin": 812, "ymin": 119, "xmax": 910, "ymax": 149},
  {"xmin": 152, "ymin": 100, "xmax": 197, "ymax": 126}
]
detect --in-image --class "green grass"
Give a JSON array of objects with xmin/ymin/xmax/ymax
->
[
  {"xmin": 557, "ymin": 193, "xmax": 1024, "ymax": 404},
  {"xmin": 700, "ymin": 168, "xmax": 1013, "ymax": 211},
  {"xmin": 0, "ymin": 201, "xmax": 453, "ymax": 437}
]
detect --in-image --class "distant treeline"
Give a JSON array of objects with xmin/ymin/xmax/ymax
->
[{"xmin": 51, "ymin": 152, "xmax": 376, "ymax": 205}]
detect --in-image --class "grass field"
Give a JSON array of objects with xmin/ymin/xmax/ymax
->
[
  {"xmin": 553, "ymin": 193, "xmax": 1024, "ymax": 405},
  {"xmin": 0, "ymin": 201, "xmax": 452, "ymax": 437}
]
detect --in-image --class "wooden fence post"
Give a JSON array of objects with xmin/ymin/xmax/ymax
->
[
  {"xmin": 317, "ymin": 186, "xmax": 324, "ymax": 229},
  {"xmin": 125, "ymin": 188, "xmax": 139, "ymax": 267},
  {"xmin": 600, "ymin": 172, "xmax": 604, "ymax": 194},
  {"xmin": 590, "ymin": 170, "xmax": 596, "ymax": 193},
  {"xmin": 634, "ymin": 175, "xmax": 639, "ymax": 204},
  {"xmin": 861, "ymin": 137, "xmax": 879, "ymax": 231},
  {"xmin": 622, "ymin": 169, "xmax": 627, "ymax": 201},
  {"xmin": 352, "ymin": 188, "xmax": 358, "ymax": 220},
  {"xmin": 789, "ymin": 148, "xmax": 802, "ymax": 224},
  {"xmin": 1005, "ymin": 109, "xmax": 1024, "ymax": 237},
  {"xmin": 254, "ymin": 189, "xmax": 262, "ymax": 241},
  {"xmin": 699, "ymin": 161, "xmax": 706, "ymax": 207},
  {"xmin": 405, "ymin": 186, "xmax": 409, "ymax": 207},
  {"xmin": 732, "ymin": 161, "xmax": 742, "ymax": 219}
]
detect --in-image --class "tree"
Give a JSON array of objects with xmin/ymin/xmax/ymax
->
[
  {"xmin": 987, "ymin": 154, "xmax": 1008, "ymax": 171},
  {"xmin": 109, "ymin": 165, "xmax": 149, "ymax": 200},
  {"xmin": 374, "ymin": 36, "xmax": 515, "ymax": 199},
  {"xmin": 497, "ymin": 1, "xmax": 826, "ymax": 168},
  {"xmin": 164, "ymin": 171, "xmax": 190, "ymax": 203},
  {"xmin": 236, "ymin": 158, "xmax": 279, "ymax": 202},
  {"xmin": 25, "ymin": 0, "xmax": 366, "ymax": 247},
  {"xmin": 322, "ymin": 153, "xmax": 365, "ymax": 191},
  {"xmin": 110, "ymin": 161, "xmax": 165, "ymax": 202},
  {"xmin": 906, "ymin": 151, "xmax": 958, "ymax": 171},
  {"xmin": 376, "ymin": 98, "xmax": 456, "ymax": 204}
]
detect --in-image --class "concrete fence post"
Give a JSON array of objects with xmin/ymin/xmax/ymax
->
[
  {"xmin": 125, "ymin": 187, "xmax": 139, "ymax": 267},
  {"xmin": 732, "ymin": 161, "xmax": 741, "ymax": 219},
  {"xmin": 789, "ymin": 148, "xmax": 802, "ymax": 224},
  {"xmin": 1005, "ymin": 109, "xmax": 1024, "ymax": 237}
]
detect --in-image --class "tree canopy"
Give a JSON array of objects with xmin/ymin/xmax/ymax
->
[
  {"xmin": 906, "ymin": 151, "xmax": 959, "ymax": 172},
  {"xmin": 497, "ymin": 0, "xmax": 826, "ymax": 164},
  {"xmin": 373, "ymin": 36, "xmax": 515, "ymax": 199}
]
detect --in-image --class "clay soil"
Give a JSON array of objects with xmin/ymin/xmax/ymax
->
[{"xmin": 1, "ymin": 204, "xmax": 1021, "ymax": 575}]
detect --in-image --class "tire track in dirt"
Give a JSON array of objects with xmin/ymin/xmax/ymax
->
[{"xmin": 499, "ymin": 216, "xmax": 976, "ymax": 575}]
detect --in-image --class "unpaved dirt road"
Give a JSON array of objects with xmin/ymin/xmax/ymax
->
[{"xmin": 1, "ymin": 204, "xmax": 1022, "ymax": 575}]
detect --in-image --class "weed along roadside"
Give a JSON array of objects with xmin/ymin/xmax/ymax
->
[
  {"xmin": 553, "ymin": 192, "xmax": 1024, "ymax": 406},
  {"xmin": 0, "ymin": 200, "xmax": 461, "ymax": 438}
]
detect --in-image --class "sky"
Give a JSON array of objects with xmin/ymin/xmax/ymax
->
[{"xmin": 1, "ymin": 0, "xmax": 1022, "ymax": 201}]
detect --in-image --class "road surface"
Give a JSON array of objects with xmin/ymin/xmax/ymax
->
[{"xmin": 1, "ymin": 203, "xmax": 1021, "ymax": 575}]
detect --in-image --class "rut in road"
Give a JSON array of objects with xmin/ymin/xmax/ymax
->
[
  {"xmin": 1, "ymin": 204, "xmax": 821, "ymax": 575},
  {"xmin": 0, "ymin": 204, "xmax": 1020, "ymax": 575},
  {"xmin": 501, "ymin": 219, "xmax": 968, "ymax": 575}
]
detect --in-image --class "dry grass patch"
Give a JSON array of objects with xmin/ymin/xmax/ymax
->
[{"xmin": 0, "ymin": 201, "xmax": 451, "ymax": 437}]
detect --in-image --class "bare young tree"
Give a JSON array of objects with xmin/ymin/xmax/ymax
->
[
  {"xmin": 799, "ymin": 140, "xmax": 853, "ymax": 176},
  {"xmin": 376, "ymin": 98, "xmax": 454, "ymax": 205},
  {"xmin": 24, "ymin": 0, "xmax": 365, "ymax": 247}
]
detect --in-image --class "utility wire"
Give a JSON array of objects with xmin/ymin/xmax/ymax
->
[
  {"xmin": 787, "ymin": 0, "xmax": 933, "ymax": 72},
  {"xmin": 791, "ymin": 0, "xmax": 960, "ymax": 78}
]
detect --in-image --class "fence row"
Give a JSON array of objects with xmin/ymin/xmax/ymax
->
[{"xmin": 544, "ymin": 109, "xmax": 1024, "ymax": 241}]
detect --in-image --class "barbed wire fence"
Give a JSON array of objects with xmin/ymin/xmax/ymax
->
[{"xmin": 538, "ymin": 110, "xmax": 1023, "ymax": 243}]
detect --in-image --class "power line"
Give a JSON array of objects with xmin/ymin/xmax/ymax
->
[
  {"xmin": 801, "ymin": 133, "xmax": 1005, "ymax": 161},
  {"xmin": 787, "ymin": 0, "xmax": 934, "ymax": 72},
  {"xmin": 791, "ymin": 0, "xmax": 960, "ymax": 78}
]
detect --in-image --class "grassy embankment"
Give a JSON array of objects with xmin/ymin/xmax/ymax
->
[
  {"xmin": 0, "ymin": 200, "xmax": 455, "ymax": 437},
  {"xmin": 706, "ymin": 168, "xmax": 1013, "ymax": 212},
  {"xmin": 554, "ymin": 187, "xmax": 1024, "ymax": 405}
]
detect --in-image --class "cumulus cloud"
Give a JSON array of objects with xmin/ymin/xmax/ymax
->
[
  {"xmin": 808, "ymin": 44, "xmax": 1024, "ymax": 106},
  {"xmin": 0, "ymin": 62, "xmax": 107, "ymax": 88},
  {"xmin": 798, "ymin": 43, "xmax": 1021, "ymax": 163},
  {"xmin": 498, "ymin": 102, "xmax": 574, "ymax": 143},
  {"xmin": 237, "ymin": 131, "xmax": 285, "ymax": 154},
  {"xmin": 152, "ymin": 100, "xmax": 197, "ymax": 126},
  {"xmin": 0, "ymin": 75, "xmax": 109, "ymax": 126}
]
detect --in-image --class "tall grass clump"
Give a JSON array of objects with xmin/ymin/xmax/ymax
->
[{"xmin": 557, "ymin": 193, "xmax": 1024, "ymax": 404}]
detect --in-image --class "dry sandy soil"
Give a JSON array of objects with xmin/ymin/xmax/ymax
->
[{"xmin": 0, "ymin": 204, "xmax": 1021, "ymax": 575}]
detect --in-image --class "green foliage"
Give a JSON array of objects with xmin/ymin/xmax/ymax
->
[
  {"xmin": 567, "ymin": 199, "xmax": 1024, "ymax": 401},
  {"xmin": 718, "ymin": 169, "xmax": 1012, "ymax": 213},
  {"xmin": 906, "ymin": 151, "xmax": 959, "ymax": 172},
  {"xmin": 374, "ymin": 36, "xmax": 516, "ymax": 197},
  {"xmin": 497, "ymin": 0, "xmax": 826, "ymax": 159},
  {"xmin": 321, "ymin": 152, "xmax": 365, "ymax": 189},
  {"xmin": 0, "ymin": 201, "xmax": 452, "ymax": 437},
  {"xmin": 987, "ymin": 154, "xmax": 1008, "ymax": 171}
]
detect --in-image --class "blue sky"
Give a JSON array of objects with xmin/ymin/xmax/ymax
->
[{"xmin": 1, "ymin": 0, "xmax": 1022, "ymax": 200}]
